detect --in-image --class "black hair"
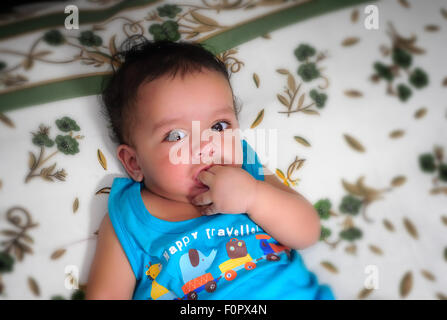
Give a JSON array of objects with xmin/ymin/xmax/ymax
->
[{"xmin": 100, "ymin": 35, "xmax": 241, "ymax": 147}]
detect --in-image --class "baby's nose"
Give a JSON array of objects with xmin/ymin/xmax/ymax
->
[
  {"xmin": 198, "ymin": 149, "xmax": 214, "ymax": 156},
  {"xmin": 192, "ymin": 142, "xmax": 215, "ymax": 163}
]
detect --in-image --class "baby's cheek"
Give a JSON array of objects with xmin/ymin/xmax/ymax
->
[
  {"xmin": 160, "ymin": 162, "xmax": 189, "ymax": 185},
  {"xmin": 221, "ymin": 142, "xmax": 241, "ymax": 165}
]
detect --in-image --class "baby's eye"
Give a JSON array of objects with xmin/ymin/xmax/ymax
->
[
  {"xmin": 211, "ymin": 120, "xmax": 230, "ymax": 132},
  {"xmin": 164, "ymin": 129, "xmax": 187, "ymax": 142}
]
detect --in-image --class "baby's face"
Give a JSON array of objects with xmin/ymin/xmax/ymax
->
[{"xmin": 118, "ymin": 68, "xmax": 241, "ymax": 203}]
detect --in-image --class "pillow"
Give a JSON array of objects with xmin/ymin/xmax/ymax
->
[{"xmin": 0, "ymin": 0, "xmax": 446, "ymax": 300}]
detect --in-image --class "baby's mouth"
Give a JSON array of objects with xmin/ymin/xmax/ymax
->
[
  {"xmin": 194, "ymin": 178, "xmax": 209, "ymax": 189},
  {"xmin": 193, "ymin": 164, "xmax": 214, "ymax": 188}
]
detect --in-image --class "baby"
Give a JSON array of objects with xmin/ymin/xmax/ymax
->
[{"xmin": 86, "ymin": 37, "xmax": 335, "ymax": 300}]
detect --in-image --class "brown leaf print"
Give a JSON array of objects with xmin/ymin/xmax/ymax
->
[
  {"xmin": 320, "ymin": 261, "xmax": 338, "ymax": 274},
  {"xmin": 351, "ymin": 9, "xmax": 359, "ymax": 23},
  {"xmin": 0, "ymin": 112, "xmax": 15, "ymax": 128},
  {"xmin": 403, "ymin": 217, "xmax": 419, "ymax": 239},
  {"xmin": 424, "ymin": 25, "xmax": 440, "ymax": 32},
  {"xmin": 398, "ymin": 0, "xmax": 410, "ymax": 9},
  {"xmin": 399, "ymin": 271, "xmax": 413, "ymax": 298},
  {"xmin": 73, "ymin": 197, "xmax": 79, "ymax": 214},
  {"xmin": 414, "ymin": 107, "xmax": 427, "ymax": 119},
  {"xmin": 253, "ymin": 73, "xmax": 260, "ymax": 88},
  {"xmin": 343, "ymin": 134, "xmax": 366, "ymax": 153},
  {"xmin": 391, "ymin": 176, "xmax": 406, "ymax": 187},
  {"xmin": 344, "ymin": 90, "xmax": 363, "ymax": 98},
  {"xmin": 341, "ymin": 37, "xmax": 360, "ymax": 47},
  {"xmin": 368, "ymin": 244, "xmax": 384, "ymax": 255},
  {"xmin": 28, "ymin": 276, "xmax": 40, "ymax": 296},
  {"xmin": 358, "ymin": 287, "xmax": 374, "ymax": 299},
  {"xmin": 95, "ymin": 187, "xmax": 111, "ymax": 195},
  {"xmin": 389, "ymin": 130, "xmax": 405, "ymax": 139},
  {"xmin": 250, "ymin": 109, "xmax": 264, "ymax": 129},
  {"xmin": 420, "ymin": 269, "xmax": 436, "ymax": 282},
  {"xmin": 294, "ymin": 136, "xmax": 311, "ymax": 147},
  {"xmin": 50, "ymin": 248, "xmax": 66, "ymax": 260},
  {"xmin": 382, "ymin": 219, "xmax": 395, "ymax": 232},
  {"xmin": 97, "ymin": 149, "xmax": 107, "ymax": 170}
]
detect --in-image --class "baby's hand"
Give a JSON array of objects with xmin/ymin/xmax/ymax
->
[{"xmin": 191, "ymin": 165, "xmax": 258, "ymax": 216}]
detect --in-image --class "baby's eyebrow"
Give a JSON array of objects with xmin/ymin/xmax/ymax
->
[
  {"xmin": 152, "ymin": 117, "xmax": 183, "ymax": 134},
  {"xmin": 152, "ymin": 106, "xmax": 234, "ymax": 134}
]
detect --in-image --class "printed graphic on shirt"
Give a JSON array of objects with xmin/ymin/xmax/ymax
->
[
  {"xmin": 145, "ymin": 262, "xmax": 177, "ymax": 300},
  {"xmin": 179, "ymin": 249, "xmax": 220, "ymax": 300},
  {"xmin": 163, "ymin": 223, "xmax": 263, "ymax": 259},
  {"xmin": 145, "ymin": 232, "xmax": 291, "ymax": 300}
]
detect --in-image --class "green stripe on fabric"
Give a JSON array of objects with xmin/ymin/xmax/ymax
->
[
  {"xmin": 0, "ymin": 0, "xmax": 158, "ymax": 41},
  {"xmin": 203, "ymin": 0, "xmax": 376, "ymax": 55},
  {"xmin": 0, "ymin": 74, "xmax": 110, "ymax": 112},
  {"xmin": 0, "ymin": 0, "xmax": 376, "ymax": 113}
]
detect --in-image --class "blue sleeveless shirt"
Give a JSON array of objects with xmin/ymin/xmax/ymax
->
[{"xmin": 108, "ymin": 139, "xmax": 335, "ymax": 300}]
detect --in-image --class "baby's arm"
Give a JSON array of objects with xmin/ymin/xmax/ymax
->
[
  {"xmin": 85, "ymin": 214, "xmax": 136, "ymax": 300},
  {"xmin": 246, "ymin": 165, "xmax": 321, "ymax": 251}
]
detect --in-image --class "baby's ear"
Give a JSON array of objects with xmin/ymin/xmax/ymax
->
[{"xmin": 116, "ymin": 144, "xmax": 143, "ymax": 182}]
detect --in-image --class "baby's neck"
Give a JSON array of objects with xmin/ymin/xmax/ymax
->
[{"xmin": 141, "ymin": 187, "xmax": 202, "ymax": 222}]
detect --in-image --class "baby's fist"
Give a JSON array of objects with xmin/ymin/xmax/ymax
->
[{"xmin": 192, "ymin": 165, "xmax": 258, "ymax": 215}]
